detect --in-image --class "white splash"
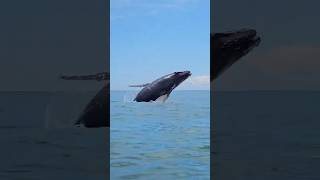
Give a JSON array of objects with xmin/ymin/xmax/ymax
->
[{"xmin": 123, "ymin": 91, "xmax": 138, "ymax": 103}]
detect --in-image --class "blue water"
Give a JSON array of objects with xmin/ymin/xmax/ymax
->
[
  {"xmin": 110, "ymin": 90, "xmax": 210, "ymax": 180},
  {"xmin": 2, "ymin": 90, "xmax": 320, "ymax": 179}
]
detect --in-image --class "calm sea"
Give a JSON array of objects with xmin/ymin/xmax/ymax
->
[
  {"xmin": 0, "ymin": 91, "xmax": 108, "ymax": 180},
  {"xmin": 110, "ymin": 90, "xmax": 210, "ymax": 180},
  {"xmin": 1, "ymin": 91, "xmax": 318, "ymax": 179},
  {"xmin": 213, "ymin": 91, "xmax": 320, "ymax": 180}
]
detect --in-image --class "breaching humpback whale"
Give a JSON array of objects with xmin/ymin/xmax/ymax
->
[
  {"xmin": 211, "ymin": 29, "xmax": 261, "ymax": 80},
  {"xmin": 60, "ymin": 29, "xmax": 260, "ymax": 128},
  {"xmin": 130, "ymin": 71, "xmax": 192, "ymax": 102}
]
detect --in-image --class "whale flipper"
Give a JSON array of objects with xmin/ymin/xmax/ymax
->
[
  {"xmin": 129, "ymin": 83, "xmax": 150, "ymax": 87},
  {"xmin": 60, "ymin": 72, "xmax": 109, "ymax": 81},
  {"xmin": 155, "ymin": 94, "xmax": 169, "ymax": 102}
]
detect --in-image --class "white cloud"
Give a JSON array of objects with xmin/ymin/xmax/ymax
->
[
  {"xmin": 187, "ymin": 75, "xmax": 210, "ymax": 86},
  {"xmin": 178, "ymin": 75, "xmax": 210, "ymax": 90},
  {"xmin": 112, "ymin": 0, "xmax": 197, "ymax": 9}
]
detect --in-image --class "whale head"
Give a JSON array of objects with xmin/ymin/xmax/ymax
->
[
  {"xmin": 211, "ymin": 29, "xmax": 261, "ymax": 80},
  {"xmin": 154, "ymin": 71, "xmax": 192, "ymax": 91},
  {"xmin": 168, "ymin": 71, "xmax": 192, "ymax": 87}
]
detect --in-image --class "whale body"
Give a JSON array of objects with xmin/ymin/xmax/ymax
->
[{"xmin": 131, "ymin": 71, "xmax": 192, "ymax": 102}]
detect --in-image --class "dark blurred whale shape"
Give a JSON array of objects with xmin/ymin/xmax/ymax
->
[
  {"xmin": 211, "ymin": 29, "xmax": 261, "ymax": 80},
  {"xmin": 60, "ymin": 72, "xmax": 108, "ymax": 81},
  {"xmin": 75, "ymin": 84, "xmax": 109, "ymax": 127},
  {"xmin": 130, "ymin": 71, "xmax": 192, "ymax": 102},
  {"xmin": 60, "ymin": 72, "xmax": 109, "ymax": 128}
]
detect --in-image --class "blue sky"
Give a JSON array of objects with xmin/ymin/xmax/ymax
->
[{"xmin": 110, "ymin": 0, "xmax": 210, "ymax": 90}]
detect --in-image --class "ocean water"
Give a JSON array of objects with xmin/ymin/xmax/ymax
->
[
  {"xmin": 0, "ymin": 91, "xmax": 108, "ymax": 179},
  {"xmin": 4, "ymin": 90, "xmax": 319, "ymax": 179},
  {"xmin": 213, "ymin": 91, "xmax": 320, "ymax": 180},
  {"xmin": 110, "ymin": 90, "xmax": 210, "ymax": 180}
]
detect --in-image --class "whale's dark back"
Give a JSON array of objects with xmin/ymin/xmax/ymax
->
[
  {"xmin": 134, "ymin": 80, "xmax": 174, "ymax": 102},
  {"xmin": 76, "ymin": 84, "xmax": 109, "ymax": 127},
  {"xmin": 134, "ymin": 71, "xmax": 191, "ymax": 102}
]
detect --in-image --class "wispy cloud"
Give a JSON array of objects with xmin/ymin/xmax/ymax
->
[
  {"xmin": 112, "ymin": 0, "xmax": 198, "ymax": 9},
  {"xmin": 111, "ymin": 0, "xmax": 199, "ymax": 20}
]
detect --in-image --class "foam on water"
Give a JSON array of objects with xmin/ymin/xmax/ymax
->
[{"xmin": 122, "ymin": 91, "xmax": 138, "ymax": 103}]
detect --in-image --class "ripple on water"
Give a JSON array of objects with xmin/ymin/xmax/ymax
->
[{"xmin": 111, "ymin": 161, "xmax": 138, "ymax": 168}]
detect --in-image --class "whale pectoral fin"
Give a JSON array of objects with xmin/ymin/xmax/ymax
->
[
  {"xmin": 156, "ymin": 94, "xmax": 169, "ymax": 102},
  {"xmin": 129, "ymin": 83, "xmax": 150, "ymax": 87}
]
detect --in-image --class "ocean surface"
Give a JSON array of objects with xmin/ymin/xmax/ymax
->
[
  {"xmin": 213, "ymin": 91, "xmax": 320, "ymax": 180},
  {"xmin": 2, "ymin": 90, "xmax": 319, "ymax": 179},
  {"xmin": 110, "ymin": 90, "xmax": 210, "ymax": 180},
  {"xmin": 0, "ymin": 91, "xmax": 108, "ymax": 180}
]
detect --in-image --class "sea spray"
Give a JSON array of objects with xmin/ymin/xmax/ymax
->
[{"xmin": 122, "ymin": 91, "xmax": 138, "ymax": 103}]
